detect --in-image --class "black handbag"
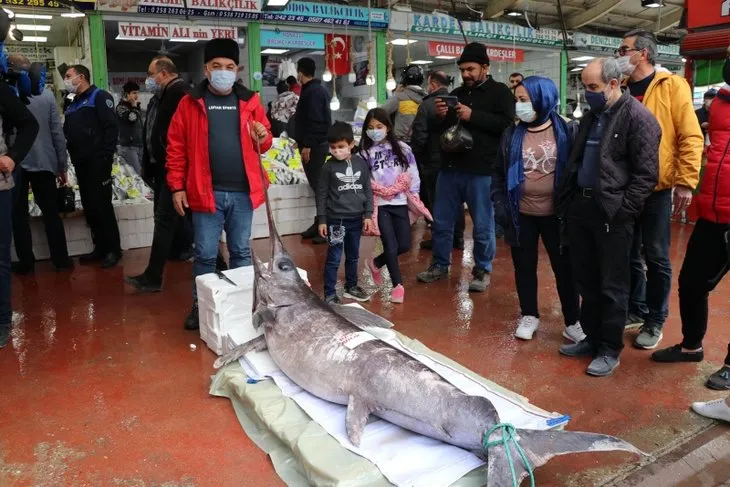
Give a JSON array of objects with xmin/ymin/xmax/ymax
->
[
  {"xmin": 57, "ymin": 185, "xmax": 76, "ymax": 213},
  {"xmin": 440, "ymin": 121, "xmax": 474, "ymax": 153}
]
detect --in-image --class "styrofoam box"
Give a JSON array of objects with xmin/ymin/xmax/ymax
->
[
  {"xmin": 11, "ymin": 200, "xmax": 154, "ymax": 262},
  {"xmin": 250, "ymin": 183, "xmax": 316, "ymax": 239},
  {"xmin": 196, "ymin": 265, "xmax": 309, "ymax": 356}
]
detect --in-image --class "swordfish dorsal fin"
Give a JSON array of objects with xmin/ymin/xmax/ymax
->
[
  {"xmin": 485, "ymin": 428, "xmax": 646, "ymax": 487},
  {"xmin": 345, "ymin": 395, "xmax": 373, "ymax": 447}
]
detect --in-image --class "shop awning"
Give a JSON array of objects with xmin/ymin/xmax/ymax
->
[{"xmin": 681, "ymin": 29, "xmax": 730, "ymax": 58}]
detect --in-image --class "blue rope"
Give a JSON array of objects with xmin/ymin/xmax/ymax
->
[{"xmin": 482, "ymin": 423, "xmax": 535, "ymax": 487}]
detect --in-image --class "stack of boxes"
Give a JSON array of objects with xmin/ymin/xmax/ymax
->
[{"xmin": 251, "ymin": 184, "xmax": 316, "ymax": 239}]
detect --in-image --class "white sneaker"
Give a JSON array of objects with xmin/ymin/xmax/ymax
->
[
  {"xmin": 563, "ymin": 322, "xmax": 587, "ymax": 344},
  {"xmin": 515, "ymin": 316, "xmax": 540, "ymax": 340},
  {"xmin": 691, "ymin": 399, "xmax": 730, "ymax": 423}
]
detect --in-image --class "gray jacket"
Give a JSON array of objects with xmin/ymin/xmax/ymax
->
[
  {"xmin": 382, "ymin": 85, "xmax": 428, "ymax": 143},
  {"xmin": 21, "ymin": 89, "xmax": 68, "ymax": 174}
]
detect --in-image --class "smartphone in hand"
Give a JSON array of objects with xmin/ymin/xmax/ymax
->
[{"xmin": 438, "ymin": 96, "xmax": 459, "ymax": 108}]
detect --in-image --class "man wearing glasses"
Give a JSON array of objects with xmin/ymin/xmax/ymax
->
[{"xmin": 615, "ymin": 30, "xmax": 703, "ymax": 350}]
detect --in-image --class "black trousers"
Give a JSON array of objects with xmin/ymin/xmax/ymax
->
[
  {"xmin": 12, "ymin": 168, "xmax": 70, "ymax": 266},
  {"xmin": 303, "ymin": 141, "xmax": 328, "ymax": 193},
  {"xmin": 678, "ymin": 219, "xmax": 730, "ymax": 363},
  {"xmin": 374, "ymin": 205, "xmax": 411, "ymax": 286},
  {"xmin": 73, "ymin": 156, "xmax": 121, "ymax": 255},
  {"xmin": 421, "ymin": 168, "xmax": 465, "ymax": 238},
  {"xmin": 151, "ymin": 164, "xmax": 192, "ymax": 262},
  {"xmin": 510, "ymin": 213, "xmax": 579, "ymax": 327},
  {"xmin": 567, "ymin": 196, "xmax": 634, "ymax": 357}
]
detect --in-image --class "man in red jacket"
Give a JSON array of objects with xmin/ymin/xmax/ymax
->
[
  {"xmin": 166, "ymin": 38, "xmax": 272, "ymax": 330},
  {"xmin": 652, "ymin": 49, "xmax": 730, "ymax": 391}
]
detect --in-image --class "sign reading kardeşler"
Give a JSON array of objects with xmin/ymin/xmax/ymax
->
[
  {"xmin": 117, "ymin": 22, "xmax": 237, "ymax": 41},
  {"xmin": 427, "ymin": 41, "xmax": 525, "ymax": 62}
]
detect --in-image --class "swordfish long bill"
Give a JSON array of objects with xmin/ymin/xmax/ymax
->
[{"xmin": 215, "ymin": 128, "xmax": 646, "ymax": 486}]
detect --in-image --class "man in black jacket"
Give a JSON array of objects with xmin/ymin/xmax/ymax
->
[
  {"xmin": 410, "ymin": 70, "xmax": 465, "ymax": 250},
  {"xmin": 556, "ymin": 58, "xmax": 660, "ymax": 377},
  {"xmin": 0, "ymin": 78, "xmax": 40, "ymax": 348},
  {"xmin": 116, "ymin": 81, "xmax": 143, "ymax": 174},
  {"xmin": 416, "ymin": 43, "xmax": 514, "ymax": 292},
  {"xmin": 126, "ymin": 56, "xmax": 192, "ymax": 293},
  {"xmin": 63, "ymin": 64, "xmax": 122, "ymax": 268},
  {"xmin": 295, "ymin": 57, "xmax": 331, "ymax": 244}
]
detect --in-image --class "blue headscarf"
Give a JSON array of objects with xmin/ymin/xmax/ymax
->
[{"xmin": 506, "ymin": 76, "xmax": 571, "ymax": 233}]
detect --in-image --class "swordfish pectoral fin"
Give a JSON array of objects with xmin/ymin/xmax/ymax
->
[
  {"xmin": 485, "ymin": 428, "xmax": 647, "ymax": 487},
  {"xmin": 345, "ymin": 395, "xmax": 373, "ymax": 447},
  {"xmin": 213, "ymin": 335, "xmax": 268, "ymax": 370},
  {"xmin": 329, "ymin": 303, "xmax": 395, "ymax": 329}
]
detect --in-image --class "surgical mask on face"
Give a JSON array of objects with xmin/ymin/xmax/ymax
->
[
  {"xmin": 330, "ymin": 147, "xmax": 351, "ymax": 160},
  {"xmin": 585, "ymin": 89, "xmax": 608, "ymax": 112},
  {"xmin": 366, "ymin": 128, "xmax": 387, "ymax": 143},
  {"xmin": 616, "ymin": 55, "xmax": 637, "ymax": 76},
  {"xmin": 145, "ymin": 76, "xmax": 158, "ymax": 92},
  {"xmin": 210, "ymin": 69, "xmax": 236, "ymax": 92},
  {"xmin": 515, "ymin": 102, "xmax": 537, "ymax": 123},
  {"xmin": 63, "ymin": 75, "xmax": 79, "ymax": 94}
]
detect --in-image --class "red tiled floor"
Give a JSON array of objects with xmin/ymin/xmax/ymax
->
[{"xmin": 1, "ymin": 221, "xmax": 730, "ymax": 486}]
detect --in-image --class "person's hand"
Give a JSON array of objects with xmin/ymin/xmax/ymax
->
[
  {"xmin": 363, "ymin": 218, "xmax": 373, "ymax": 234},
  {"xmin": 701, "ymin": 122, "xmax": 709, "ymax": 129},
  {"xmin": 318, "ymin": 224, "xmax": 327, "ymax": 239},
  {"xmin": 435, "ymin": 99, "xmax": 448, "ymax": 118},
  {"xmin": 0, "ymin": 155, "xmax": 15, "ymax": 174},
  {"xmin": 250, "ymin": 121, "xmax": 268, "ymax": 141},
  {"xmin": 173, "ymin": 191, "xmax": 189, "ymax": 216},
  {"xmin": 57, "ymin": 171, "xmax": 68, "ymax": 186},
  {"xmin": 673, "ymin": 186, "xmax": 693, "ymax": 215},
  {"xmin": 455, "ymin": 103, "xmax": 472, "ymax": 121},
  {"xmin": 301, "ymin": 147, "xmax": 311, "ymax": 164}
]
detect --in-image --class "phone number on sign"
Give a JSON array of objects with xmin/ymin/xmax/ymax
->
[
  {"xmin": 2, "ymin": 0, "xmax": 61, "ymax": 7},
  {"xmin": 137, "ymin": 6, "xmax": 260, "ymax": 18}
]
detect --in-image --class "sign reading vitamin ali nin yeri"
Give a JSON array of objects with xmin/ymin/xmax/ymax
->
[{"xmin": 117, "ymin": 22, "xmax": 237, "ymax": 41}]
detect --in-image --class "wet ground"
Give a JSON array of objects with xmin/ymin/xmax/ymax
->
[{"xmin": 1, "ymin": 220, "xmax": 729, "ymax": 486}]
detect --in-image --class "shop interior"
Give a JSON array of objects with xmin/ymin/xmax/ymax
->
[{"xmin": 2, "ymin": 5, "xmax": 88, "ymax": 101}]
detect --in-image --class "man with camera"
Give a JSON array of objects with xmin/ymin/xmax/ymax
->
[{"xmin": 417, "ymin": 42, "xmax": 514, "ymax": 292}]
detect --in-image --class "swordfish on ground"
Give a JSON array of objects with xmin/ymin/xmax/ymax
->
[{"xmin": 215, "ymin": 143, "xmax": 645, "ymax": 486}]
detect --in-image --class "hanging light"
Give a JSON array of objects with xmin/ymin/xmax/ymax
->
[
  {"xmin": 366, "ymin": 74, "xmax": 375, "ymax": 86},
  {"xmin": 61, "ymin": 7, "xmax": 86, "ymax": 18},
  {"xmin": 573, "ymin": 93, "xmax": 583, "ymax": 119},
  {"xmin": 366, "ymin": 96, "xmax": 377, "ymax": 109},
  {"xmin": 386, "ymin": 77, "xmax": 397, "ymax": 91},
  {"xmin": 330, "ymin": 95, "xmax": 340, "ymax": 111},
  {"xmin": 323, "ymin": 69, "xmax": 333, "ymax": 82}
]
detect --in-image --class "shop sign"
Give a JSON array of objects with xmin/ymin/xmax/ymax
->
[
  {"xmin": 572, "ymin": 33, "xmax": 680, "ymax": 58},
  {"xmin": 117, "ymin": 22, "xmax": 236, "ymax": 41},
  {"xmin": 427, "ymin": 41, "xmax": 524, "ymax": 62},
  {"xmin": 261, "ymin": 1, "xmax": 389, "ymax": 28},
  {"xmin": 687, "ymin": 0, "xmax": 730, "ymax": 30},
  {"xmin": 0, "ymin": 0, "xmax": 94, "ymax": 9},
  {"xmin": 260, "ymin": 30, "xmax": 324, "ymax": 49},
  {"xmin": 97, "ymin": 0, "xmax": 389, "ymax": 27},
  {"xmin": 406, "ymin": 12, "xmax": 564, "ymax": 47}
]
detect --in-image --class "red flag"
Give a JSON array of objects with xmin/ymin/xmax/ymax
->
[{"xmin": 325, "ymin": 34, "xmax": 351, "ymax": 76}]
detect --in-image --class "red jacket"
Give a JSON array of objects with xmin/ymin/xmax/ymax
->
[
  {"xmin": 698, "ymin": 86, "xmax": 730, "ymax": 223},
  {"xmin": 166, "ymin": 82, "xmax": 273, "ymax": 213}
]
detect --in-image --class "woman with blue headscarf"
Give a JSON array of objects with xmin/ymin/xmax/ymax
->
[{"xmin": 492, "ymin": 76, "xmax": 583, "ymax": 344}]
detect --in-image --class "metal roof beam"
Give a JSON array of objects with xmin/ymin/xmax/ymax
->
[
  {"xmin": 565, "ymin": 0, "xmax": 629, "ymax": 30},
  {"xmin": 654, "ymin": 8, "xmax": 683, "ymax": 33},
  {"xmin": 483, "ymin": 0, "xmax": 520, "ymax": 19}
]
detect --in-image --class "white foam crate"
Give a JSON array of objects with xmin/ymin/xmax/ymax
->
[
  {"xmin": 11, "ymin": 200, "xmax": 154, "ymax": 262},
  {"xmin": 195, "ymin": 265, "xmax": 309, "ymax": 355},
  {"xmin": 251, "ymin": 183, "xmax": 316, "ymax": 239}
]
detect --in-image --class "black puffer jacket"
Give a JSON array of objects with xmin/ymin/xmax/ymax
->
[
  {"xmin": 556, "ymin": 90, "xmax": 661, "ymax": 222},
  {"xmin": 410, "ymin": 87, "xmax": 449, "ymax": 174},
  {"xmin": 441, "ymin": 76, "xmax": 515, "ymax": 175}
]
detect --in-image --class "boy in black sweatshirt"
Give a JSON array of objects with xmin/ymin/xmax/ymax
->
[{"xmin": 317, "ymin": 122, "xmax": 374, "ymax": 304}]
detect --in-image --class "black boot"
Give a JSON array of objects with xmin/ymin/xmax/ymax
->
[
  {"xmin": 301, "ymin": 220, "xmax": 318, "ymax": 239},
  {"xmin": 184, "ymin": 304, "xmax": 200, "ymax": 331}
]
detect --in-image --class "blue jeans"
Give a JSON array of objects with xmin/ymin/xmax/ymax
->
[
  {"xmin": 432, "ymin": 170, "xmax": 496, "ymax": 273},
  {"xmin": 191, "ymin": 191, "xmax": 253, "ymax": 301},
  {"xmin": 324, "ymin": 217, "xmax": 363, "ymax": 297},
  {"xmin": 629, "ymin": 189, "xmax": 673, "ymax": 329},
  {"xmin": 0, "ymin": 171, "xmax": 16, "ymax": 331}
]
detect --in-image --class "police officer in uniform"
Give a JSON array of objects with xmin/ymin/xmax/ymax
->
[{"xmin": 63, "ymin": 65, "xmax": 122, "ymax": 268}]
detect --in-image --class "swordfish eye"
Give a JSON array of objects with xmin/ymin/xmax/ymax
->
[{"xmin": 277, "ymin": 258, "xmax": 294, "ymax": 272}]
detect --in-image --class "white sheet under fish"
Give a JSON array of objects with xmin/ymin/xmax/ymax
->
[{"xmin": 227, "ymin": 303, "xmax": 570, "ymax": 487}]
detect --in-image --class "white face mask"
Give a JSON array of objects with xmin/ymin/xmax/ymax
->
[
  {"xmin": 366, "ymin": 128, "xmax": 387, "ymax": 143},
  {"xmin": 616, "ymin": 55, "xmax": 637, "ymax": 76},
  {"xmin": 330, "ymin": 147, "xmax": 351, "ymax": 160},
  {"xmin": 64, "ymin": 75, "xmax": 80, "ymax": 94},
  {"xmin": 515, "ymin": 102, "xmax": 537, "ymax": 123}
]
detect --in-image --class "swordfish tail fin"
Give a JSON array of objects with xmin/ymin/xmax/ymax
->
[{"xmin": 483, "ymin": 424, "xmax": 646, "ymax": 487}]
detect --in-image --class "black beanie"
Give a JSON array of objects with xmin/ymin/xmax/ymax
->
[
  {"xmin": 204, "ymin": 38, "xmax": 240, "ymax": 64},
  {"xmin": 458, "ymin": 42, "xmax": 490, "ymax": 66}
]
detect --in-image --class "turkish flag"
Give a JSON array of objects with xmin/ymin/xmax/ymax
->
[{"xmin": 325, "ymin": 34, "xmax": 351, "ymax": 76}]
